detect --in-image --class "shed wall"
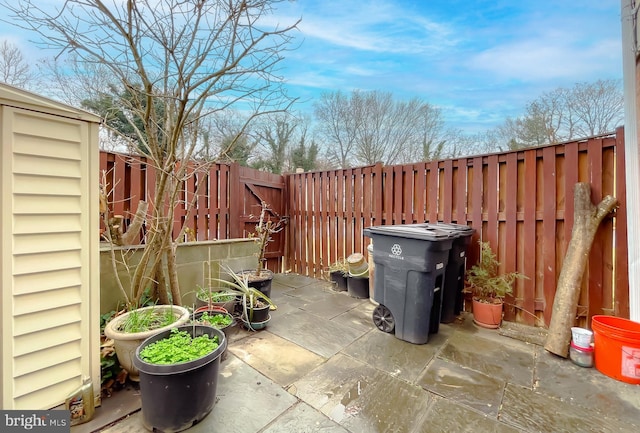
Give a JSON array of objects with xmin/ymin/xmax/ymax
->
[{"xmin": 1, "ymin": 104, "xmax": 99, "ymax": 409}]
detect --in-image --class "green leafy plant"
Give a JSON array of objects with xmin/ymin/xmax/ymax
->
[
  {"xmin": 195, "ymin": 312, "xmax": 233, "ymax": 328},
  {"xmin": 465, "ymin": 241, "xmax": 527, "ymax": 303},
  {"xmin": 117, "ymin": 305, "xmax": 179, "ymax": 333},
  {"xmin": 139, "ymin": 328, "xmax": 219, "ymax": 365},
  {"xmin": 196, "ymin": 287, "xmax": 236, "ymax": 303}
]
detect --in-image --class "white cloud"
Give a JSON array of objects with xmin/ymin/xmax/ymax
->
[
  {"xmin": 343, "ymin": 65, "xmax": 378, "ymax": 77},
  {"xmin": 467, "ymin": 36, "xmax": 621, "ymax": 82},
  {"xmin": 285, "ymin": 70, "xmax": 344, "ymax": 89},
  {"xmin": 278, "ymin": 0, "xmax": 459, "ymax": 55}
]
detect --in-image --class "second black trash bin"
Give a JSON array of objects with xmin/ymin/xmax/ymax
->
[
  {"xmin": 364, "ymin": 224, "xmax": 455, "ymax": 344},
  {"xmin": 426, "ymin": 223, "xmax": 475, "ymax": 329}
]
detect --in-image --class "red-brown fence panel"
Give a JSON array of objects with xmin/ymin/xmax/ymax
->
[
  {"xmin": 99, "ymin": 153, "xmax": 268, "ymax": 244},
  {"xmin": 284, "ymin": 128, "xmax": 628, "ymax": 326}
]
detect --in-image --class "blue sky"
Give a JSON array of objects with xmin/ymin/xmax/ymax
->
[
  {"xmin": 0, "ymin": 0, "xmax": 623, "ymax": 136},
  {"xmin": 272, "ymin": 0, "xmax": 623, "ymax": 134}
]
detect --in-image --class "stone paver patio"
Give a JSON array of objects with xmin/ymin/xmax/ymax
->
[{"xmin": 81, "ymin": 274, "xmax": 640, "ymax": 433}]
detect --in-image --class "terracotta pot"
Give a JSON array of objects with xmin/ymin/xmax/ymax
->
[
  {"xmin": 192, "ymin": 308, "xmax": 233, "ymax": 329},
  {"xmin": 472, "ymin": 298, "xmax": 504, "ymax": 329},
  {"xmin": 347, "ymin": 253, "xmax": 369, "ymax": 277}
]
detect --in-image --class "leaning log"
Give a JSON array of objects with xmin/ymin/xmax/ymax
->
[
  {"xmin": 544, "ymin": 183, "xmax": 618, "ymax": 358},
  {"xmin": 121, "ymin": 200, "xmax": 148, "ymax": 245}
]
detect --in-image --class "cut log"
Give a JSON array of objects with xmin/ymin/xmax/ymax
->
[
  {"xmin": 544, "ymin": 183, "xmax": 618, "ymax": 358},
  {"xmin": 121, "ymin": 200, "xmax": 148, "ymax": 245}
]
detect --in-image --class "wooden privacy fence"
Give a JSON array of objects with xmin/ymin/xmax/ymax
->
[
  {"xmin": 99, "ymin": 152, "xmax": 287, "ymax": 271},
  {"xmin": 286, "ymin": 127, "xmax": 628, "ymax": 326},
  {"xmin": 101, "ymin": 127, "xmax": 629, "ymax": 326}
]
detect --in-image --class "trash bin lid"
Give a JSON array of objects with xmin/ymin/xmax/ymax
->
[
  {"xmin": 424, "ymin": 222, "xmax": 475, "ymax": 237},
  {"xmin": 364, "ymin": 224, "xmax": 457, "ymax": 241}
]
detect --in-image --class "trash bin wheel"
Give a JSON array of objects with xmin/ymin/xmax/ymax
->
[{"xmin": 373, "ymin": 304, "xmax": 395, "ymax": 333}]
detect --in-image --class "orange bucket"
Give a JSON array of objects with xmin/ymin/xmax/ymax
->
[{"xmin": 591, "ymin": 315, "xmax": 640, "ymax": 384}]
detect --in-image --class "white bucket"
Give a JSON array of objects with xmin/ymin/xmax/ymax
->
[{"xmin": 571, "ymin": 327, "xmax": 594, "ymax": 349}]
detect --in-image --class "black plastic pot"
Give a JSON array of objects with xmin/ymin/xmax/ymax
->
[
  {"xmin": 347, "ymin": 276, "xmax": 370, "ymax": 299},
  {"xmin": 133, "ymin": 325, "xmax": 227, "ymax": 433},
  {"xmin": 330, "ymin": 271, "xmax": 348, "ymax": 292},
  {"xmin": 245, "ymin": 269, "xmax": 274, "ymax": 298},
  {"xmin": 243, "ymin": 314, "xmax": 271, "ymax": 331},
  {"xmin": 246, "ymin": 303, "xmax": 270, "ymax": 323}
]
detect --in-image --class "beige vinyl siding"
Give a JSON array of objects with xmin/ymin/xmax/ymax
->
[{"xmin": 1, "ymin": 97, "xmax": 99, "ymax": 410}]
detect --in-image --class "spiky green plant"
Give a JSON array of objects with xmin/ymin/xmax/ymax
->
[{"xmin": 210, "ymin": 265, "xmax": 277, "ymax": 322}]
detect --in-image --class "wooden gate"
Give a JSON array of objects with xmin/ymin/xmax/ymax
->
[{"xmin": 230, "ymin": 165, "xmax": 287, "ymax": 272}]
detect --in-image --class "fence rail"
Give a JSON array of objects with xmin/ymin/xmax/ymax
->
[{"xmin": 101, "ymin": 126, "xmax": 628, "ymax": 326}]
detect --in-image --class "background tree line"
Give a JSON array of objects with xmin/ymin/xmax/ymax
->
[{"xmin": 0, "ymin": 38, "xmax": 623, "ymax": 174}]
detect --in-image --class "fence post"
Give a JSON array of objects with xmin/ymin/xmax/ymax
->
[{"xmin": 229, "ymin": 162, "xmax": 242, "ymax": 238}]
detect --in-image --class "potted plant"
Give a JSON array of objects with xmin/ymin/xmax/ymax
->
[
  {"xmin": 103, "ymin": 304, "xmax": 190, "ymax": 381},
  {"xmin": 240, "ymin": 201, "xmax": 284, "ymax": 298},
  {"xmin": 212, "ymin": 266, "xmax": 277, "ymax": 331},
  {"xmin": 192, "ymin": 310, "xmax": 234, "ymax": 334},
  {"xmin": 328, "ymin": 258, "xmax": 349, "ymax": 291},
  {"xmin": 192, "ymin": 307, "xmax": 235, "ymax": 362},
  {"xmin": 133, "ymin": 325, "xmax": 226, "ymax": 432},
  {"xmin": 465, "ymin": 240, "xmax": 526, "ymax": 328},
  {"xmin": 195, "ymin": 285, "xmax": 238, "ymax": 312}
]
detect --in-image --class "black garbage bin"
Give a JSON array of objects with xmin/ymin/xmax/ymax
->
[
  {"xmin": 425, "ymin": 223, "xmax": 475, "ymax": 332},
  {"xmin": 363, "ymin": 225, "xmax": 455, "ymax": 344}
]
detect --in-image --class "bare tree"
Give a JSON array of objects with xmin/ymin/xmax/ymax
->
[
  {"xmin": 435, "ymin": 127, "xmax": 478, "ymax": 159},
  {"xmin": 1, "ymin": 0, "xmax": 299, "ymax": 306},
  {"xmin": 36, "ymin": 55, "xmax": 112, "ymax": 106},
  {"xmin": 568, "ymin": 79, "xmax": 624, "ymax": 137},
  {"xmin": 314, "ymin": 91, "xmax": 361, "ymax": 168},
  {"xmin": 488, "ymin": 79, "xmax": 623, "ymax": 149},
  {"xmin": 0, "ymin": 40, "xmax": 34, "ymax": 88},
  {"xmin": 33, "ymin": 55, "xmax": 135, "ymax": 151},
  {"xmin": 192, "ymin": 109, "xmax": 251, "ymax": 162},
  {"xmin": 521, "ymin": 89, "xmax": 568, "ymax": 145},
  {"xmin": 253, "ymin": 113, "xmax": 298, "ymax": 173},
  {"xmin": 315, "ymin": 90, "xmax": 450, "ymax": 167},
  {"xmin": 411, "ymin": 103, "xmax": 456, "ymax": 162}
]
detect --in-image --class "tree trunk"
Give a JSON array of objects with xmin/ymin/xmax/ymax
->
[
  {"xmin": 544, "ymin": 183, "xmax": 618, "ymax": 357},
  {"xmin": 121, "ymin": 201, "xmax": 148, "ymax": 245}
]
